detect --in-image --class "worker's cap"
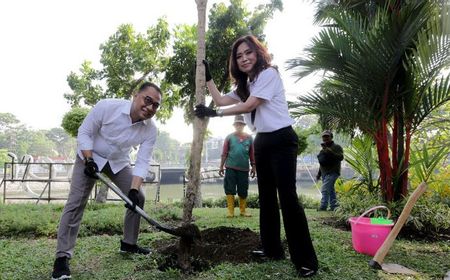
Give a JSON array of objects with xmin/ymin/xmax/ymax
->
[
  {"xmin": 233, "ymin": 115, "xmax": 246, "ymax": 125},
  {"xmin": 321, "ymin": 130, "xmax": 333, "ymax": 137}
]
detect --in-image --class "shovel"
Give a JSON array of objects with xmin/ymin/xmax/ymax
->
[
  {"xmin": 96, "ymin": 173, "xmax": 200, "ymax": 241},
  {"xmin": 369, "ymin": 182, "xmax": 427, "ymax": 274}
]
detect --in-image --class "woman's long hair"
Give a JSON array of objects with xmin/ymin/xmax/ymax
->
[{"xmin": 229, "ymin": 35, "xmax": 272, "ymax": 102}]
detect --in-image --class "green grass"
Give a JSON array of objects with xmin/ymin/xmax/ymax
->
[{"xmin": 0, "ymin": 203, "xmax": 448, "ymax": 279}]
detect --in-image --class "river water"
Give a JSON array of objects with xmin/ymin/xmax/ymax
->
[{"xmin": 143, "ymin": 180, "xmax": 321, "ymax": 203}]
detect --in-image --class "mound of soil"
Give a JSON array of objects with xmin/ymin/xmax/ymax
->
[{"xmin": 153, "ymin": 226, "xmax": 262, "ymax": 272}]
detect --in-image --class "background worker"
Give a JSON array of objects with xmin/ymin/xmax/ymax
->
[
  {"xmin": 316, "ymin": 130, "xmax": 344, "ymax": 211},
  {"xmin": 219, "ymin": 115, "xmax": 256, "ymax": 218}
]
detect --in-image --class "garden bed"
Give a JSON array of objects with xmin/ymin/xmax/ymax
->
[{"xmin": 154, "ymin": 226, "xmax": 261, "ymax": 272}]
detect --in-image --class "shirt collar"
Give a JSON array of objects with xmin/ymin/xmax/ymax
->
[
  {"xmin": 123, "ymin": 101, "xmax": 150, "ymax": 125},
  {"xmin": 122, "ymin": 101, "xmax": 132, "ymax": 115}
]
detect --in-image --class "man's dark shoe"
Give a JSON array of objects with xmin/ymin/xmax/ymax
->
[
  {"xmin": 120, "ymin": 240, "xmax": 151, "ymax": 255},
  {"xmin": 317, "ymin": 207, "xmax": 327, "ymax": 211},
  {"xmin": 251, "ymin": 250, "xmax": 285, "ymax": 261},
  {"xmin": 51, "ymin": 256, "xmax": 71, "ymax": 280},
  {"xmin": 296, "ymin": 267, "xmax": 317, "ymax": 278}
]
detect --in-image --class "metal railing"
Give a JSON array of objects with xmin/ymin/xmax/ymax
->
[{"xmin": 1, "ymin": 160, "xmax": 160, "ymax": 204}]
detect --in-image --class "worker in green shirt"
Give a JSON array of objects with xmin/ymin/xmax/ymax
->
[{"xmin": 219, "ymin": 115, "xmax": 256, "ymax": 217}]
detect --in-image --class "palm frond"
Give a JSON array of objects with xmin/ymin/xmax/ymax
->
[
  {"xmin": 412, "ymin": 75, "xmax": 450, "ymax": 129},
  {"xmin": 410, "ymin": 143, "xmax": 450, "ymax": 183}
]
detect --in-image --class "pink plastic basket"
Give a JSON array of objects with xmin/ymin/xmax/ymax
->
[{"xmin": 349, "ymin": 206, "xmax": 394, "ymax": 256}]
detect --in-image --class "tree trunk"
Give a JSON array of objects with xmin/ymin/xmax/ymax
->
[
  {"xmin": 375, "ymin": 120, "xmax": 394, "ymax": 202},
  {"xmin": 178, "ymin": 0, "xmax": 208, "ymax": 272},
  {"xmin": 183, "ymin": 0, "xmax": 208, "ymax": 223}
]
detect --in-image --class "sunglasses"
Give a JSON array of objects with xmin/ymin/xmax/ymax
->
[{"xmin": 143, "ymin": 96, "xmax": 160, "ymax": 109}]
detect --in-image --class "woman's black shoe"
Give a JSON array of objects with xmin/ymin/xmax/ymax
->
[
  {"xmin": 251, "ymin": 250, "xmax": 285, "ymax": 261},
  {"xmin": 296, "ymin": 267, "xmax": 317, "ymax": 278}
]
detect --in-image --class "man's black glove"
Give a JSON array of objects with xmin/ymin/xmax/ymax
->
[
  {"xmin": 203, "ymin": 59, "xmax": 212, "ymax": 82},
  {"xmin": 194, "ymin": 104, "xmax": 218, "ymax": 118},
  {"xmin": 125, "ymin": 189, "xmax": 140, "ymax": 212},
  {"xmin": 84, "ymin": 157, "xmax": 99, "ymax": 179}
]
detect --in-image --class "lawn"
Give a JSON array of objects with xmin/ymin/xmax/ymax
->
[{"xmin": 0, "ymin": 203, "xmax": 448, "ymax": 279}]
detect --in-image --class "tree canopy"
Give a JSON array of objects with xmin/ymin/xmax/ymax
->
[{"xmin": 63, "ymin": 18, "xmax": 173, "ymax": 121}]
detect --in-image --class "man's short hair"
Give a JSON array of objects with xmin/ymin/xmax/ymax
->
[{"xmin": 138, "ymin": 82, "xmax": 162, "ymax": 96}]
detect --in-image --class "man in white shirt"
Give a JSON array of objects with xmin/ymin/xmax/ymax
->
[{"xmin": 52, "ymin": 82, "xmax": 161, "ymax": 280}]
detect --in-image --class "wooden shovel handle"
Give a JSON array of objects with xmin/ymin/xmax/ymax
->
[{"xmin": 369, "ymin": 182, "xmax": 427, "ymax": 269}]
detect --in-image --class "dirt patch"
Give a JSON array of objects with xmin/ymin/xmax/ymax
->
[
  {"xmin": 319, "ymin": 216, "xmax": 350, "ymax": 231},
  {"xmin": 399, "ymin": 224, "xmax": 450, "ymax": 242},
  {"xmin": 153, "ymin": 226, "xmax": 262, "ymax": 272}
]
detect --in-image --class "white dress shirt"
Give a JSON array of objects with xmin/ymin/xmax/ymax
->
[
  {"xmin": 77, "ymin": 99, "xmax": 157, "ymax": 179},
  {"xmin": 226, "ymin": 67, "xmax": 294, "ymax": 133}
]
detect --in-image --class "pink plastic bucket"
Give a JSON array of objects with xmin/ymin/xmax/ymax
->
[{"xmin": 349, "ymin": 206, "xmax": 394, "ymax": 256}]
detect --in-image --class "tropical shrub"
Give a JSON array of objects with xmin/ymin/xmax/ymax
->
[
  {"xmin": 343, "ymin": 136, "xmax": 379, "ymax": 193},
  {"xmin": 334, "ymin": 180, "xmax": 450, "ymax": 236},
  {"xmin": 289, "ymin": 1, "xmax": 450, "ymax": 203}
]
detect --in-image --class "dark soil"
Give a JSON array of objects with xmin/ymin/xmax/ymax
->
[
  {"xmin": 149, "ymin": 217, "xmax": 449, "ymax": 273},
  {"xmin": 153, "ymin": 226, "xmax": 262, "ymax": 272}
]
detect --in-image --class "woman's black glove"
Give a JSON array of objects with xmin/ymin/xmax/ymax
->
[
  {"xmin": 194, "ymin": 104, "xmax": 218, "ymax": 118},
  {"xmin": 125, "ymin": 189, "xmax": 140, "ymax": 211},
  {"xmin": 203, "ymin": 60, "xmax": 212, "ymax": 82},
  {"xmin": 84, "ymin": 157, "xmax": 99, "ymax": 179}
]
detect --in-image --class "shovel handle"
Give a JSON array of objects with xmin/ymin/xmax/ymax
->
[
  {"xmin": 369, "ymin": 182, "xmax": 427, "ymax": 269},
  {"xmin": 96, "ymin": 173, "xmax": 179, "ymax": 236}
]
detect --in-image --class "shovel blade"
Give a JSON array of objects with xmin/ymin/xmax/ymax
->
[{"xmin": 381, "ymin": 263, "xmax": 418, "ymax": 275}]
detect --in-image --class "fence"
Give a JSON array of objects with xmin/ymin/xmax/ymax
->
[{"xmin": 1, "ymin": 159, "xmax": 160, "ymax": 204}]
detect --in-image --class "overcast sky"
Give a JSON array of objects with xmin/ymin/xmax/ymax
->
[{"xmin": 0, "ymin": 0, "xmax": 321, "ymax": 143}]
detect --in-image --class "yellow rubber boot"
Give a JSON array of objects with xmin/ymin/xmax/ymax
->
[
  {"xmin": 226, "ymin": 195, "xmax": 235, "ymax": 218},
  {"xmin": 239, "ymin": 197, "xmax": 252, "ymax": 217}
]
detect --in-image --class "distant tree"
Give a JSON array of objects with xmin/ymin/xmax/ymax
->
[
  {"xmin": 293, "ymin": 126, "xmax": 308, "ymax": 155},
  {"xmin": 0, "ymin": 148, "xmax": 9, "ymax": 167},
  {"xmin": 46, "ymin": 128, "xmax": 77, "ymax": 158},
  {"xmin": 292, "ymin": 119, "xmax": 322, "ymax": 156},
  {"xmin": 0, "ymin": 112, "xmax": 20, "ymax": 132},
  {"xmin": 61, "ymin": 107, "xmax": 90, "ymax": 137},
  {"xmin": 27, "ymin": 131, "xmax": 56, "ymax": 157},
  {"xmin": 0, "ymin": 113, "xmax": 75, "ymax": 160},
  {"xmin": 0, "ymin": 112, "xmax": 29, "ymax": 157},
  {"xmin": 154, "ymin": 131, "xmax": 181, "ymax": 164}
]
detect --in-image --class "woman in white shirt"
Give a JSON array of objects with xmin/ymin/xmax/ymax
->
[{"xmin": 195, "ymin": 35, "xmax": 318, "ymax": 277}]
